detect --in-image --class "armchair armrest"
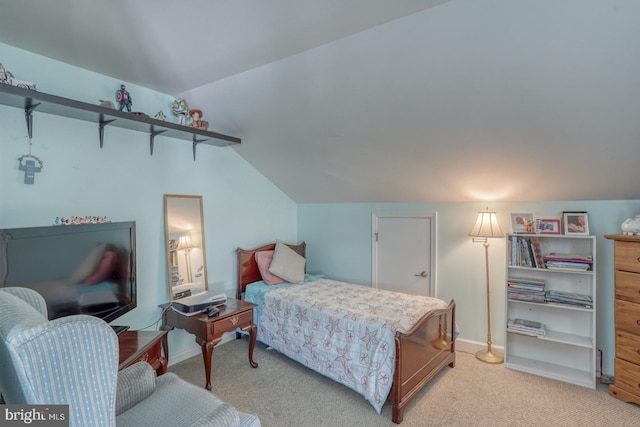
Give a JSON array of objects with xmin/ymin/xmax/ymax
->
[
  {"xmin": 116, "ymin": 362, "xmax": 156, "ymax": 416},
  {"xmin": 191, "ymin": 403, "xmax": 240, "ymax": 427}
]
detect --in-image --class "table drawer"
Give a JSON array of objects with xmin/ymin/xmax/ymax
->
[
  {"xmin": 617, "ymin": 330, "xmax": 640, "ymax": 365},
  {"xmin": 615, "ymin": 241, "xmax": 640, "ymax": 274},
  {"xmin": 210, "ymin": 310, "xmax": 252, "ymax": 337},
  {"xmin": 134, "ymin": 340, "xmax": 162, "ymax": 368},
  {"xmin": 614, "ymin": 357, "xmax": 640, "ymax": 397},
  {"xmin": 615, "ymin": 299, "xmax": 640, "ymax": 335},
  {"xmin": 616, "ymin": 271, "xmax": 640, "ymax": 304}
]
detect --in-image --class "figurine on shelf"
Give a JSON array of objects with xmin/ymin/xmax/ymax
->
[
  {"xmin": 116, "ymin": 84, "xmax": 132, "ymax": 112},
  {"xmin": 0, "ymin": 63, "xmax": 7, "ymax": 84},
  {"xmin": 187, "ymin": 109, "xmax": 209, "ymax": 130},
  {"xmin": 171, "ymin": 98, "xmax": 189, "ymax": 125},
  {"xmin": 154, "ymin": 110, "xmax": 166, "ymax": 121}
]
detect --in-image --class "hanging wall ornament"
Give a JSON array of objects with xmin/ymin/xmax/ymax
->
[{"xmin": 18, "ymin": 150, "xmax": 43, "ymax": 185}]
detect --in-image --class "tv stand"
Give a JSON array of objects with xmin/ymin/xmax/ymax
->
[{"xmin": 111, "ymin": 325, "xmax": 130, "ymax": 335}]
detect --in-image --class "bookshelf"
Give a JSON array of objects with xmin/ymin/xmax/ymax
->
[{"xmin": 505, "ymin": 234, "xmax": 596, "ymax": 389}]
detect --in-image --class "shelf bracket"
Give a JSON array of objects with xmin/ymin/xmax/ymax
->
[
  {"xmin": 149, "ymin": 129, "xmax": 167, "ymax": 155},
  {"xmin": 24, "ymin": 102, "xmax": 41, "ymax": 139},
  {"xmin": 98, "ymin": 118, "xmax": 116, "ymax": 148},
  {"xmin": 192, "ymin": 135, "xmax": 209, "ymax": 161}
]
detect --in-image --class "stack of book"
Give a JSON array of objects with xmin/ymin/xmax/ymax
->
[
  {"xmin": 507, "ymin": 278, "xmax": 545, "ymax": 303},
  {"xmin": 507, "ymin": 318, "xmax": 546, "ymax": 337},
  {"xmin": 508, "ymin": 236, "xmax": 545, "ymax": 268},
  {"xmin": 544, "ymin": 290, "xmax": 592, "ymax": 308},
  {"xmin": 543, "ymin": 253, "xmax": 593, "ymax": 271}
]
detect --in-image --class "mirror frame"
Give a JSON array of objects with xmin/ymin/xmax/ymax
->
[{"xmin": 163, "ymin": 194, "xmax": 208, "ymax": 301}]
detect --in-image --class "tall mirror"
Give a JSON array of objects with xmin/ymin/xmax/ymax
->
[{"xmin": 163, "ymin": 194, "xmax": 208, "ymax": 301}]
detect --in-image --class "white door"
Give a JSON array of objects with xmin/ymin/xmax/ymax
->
[{"xmin": 372, "ymin": 212, "xmax": 435, "ymax": 297}]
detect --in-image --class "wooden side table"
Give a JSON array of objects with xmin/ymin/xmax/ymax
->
[
  {"xmin": 118, "ymin": 330, "xmax": 168, "ymax": 376},
  {"xmin": 162, "ymin": 298, "xmax": 258, "ymax": 390}
]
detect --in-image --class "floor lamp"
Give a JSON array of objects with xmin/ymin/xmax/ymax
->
[
  {"xmin": 177, "ymin": 235, "xmax": 194, "ymax": 284},
  {"xmin": 469, "ymin": 208, "xmax": 504, "ymax": 364}
]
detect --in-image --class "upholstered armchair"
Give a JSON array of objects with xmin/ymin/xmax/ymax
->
[{"xmin": 0, "ymin": 287, "xmax": 260, "ymax": 427}]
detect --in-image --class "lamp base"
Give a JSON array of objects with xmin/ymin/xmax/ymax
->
[{"xmin": 475, "ymin": 349, "xmax": 504, "ymax": 364}]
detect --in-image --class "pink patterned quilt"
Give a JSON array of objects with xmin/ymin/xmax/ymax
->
[{"xmin": 256, "ymin": 278, "xmax": 449, "ymax": 413}]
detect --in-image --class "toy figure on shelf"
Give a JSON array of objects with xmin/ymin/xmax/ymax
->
[
  {"xmin": 171, "ymin": 98, "xmax": 189, "ymax": 125},
  {"xmin": 188, "ymin": 109, "xmax": 209, "ymax": 130},
  {"xmin": 116, "ymin": 84, "xmax": 132, "ymax": 112},
  {"xmin": 154, "ymin": 110, "xmax": 166, "ymax": 121}
]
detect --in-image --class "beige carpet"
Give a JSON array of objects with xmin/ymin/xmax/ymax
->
[{"xmin": 169, "ymin": 337, "xmax": 639, "ymax": 426}]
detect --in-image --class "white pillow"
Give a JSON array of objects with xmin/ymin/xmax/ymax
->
[{"xmin": 269, "ymin": 242, "xmax": 305, "ymax": 284}]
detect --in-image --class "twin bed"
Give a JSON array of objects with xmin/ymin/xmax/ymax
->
[{"xmin": 236, "ymin": 242, "xmax": 456, "ymax": 424}]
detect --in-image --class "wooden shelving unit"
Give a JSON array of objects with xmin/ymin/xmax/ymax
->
[{"xmin": 0, "ymin": 83, "xmax": 240, "ymax": 160}]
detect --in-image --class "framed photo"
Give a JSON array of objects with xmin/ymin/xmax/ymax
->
[
  {"xmin": 511, "ymin": 213, "xmax": 535, "ymax": 234},
  {"xmin": 563, "ymin": 211, "xmax": 589, "ymax": 235},
  {"xmin": 536, "ymin": 218, "xmax": 562, "ymax": 235}
]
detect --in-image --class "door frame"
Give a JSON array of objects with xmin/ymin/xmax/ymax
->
[{"xmin": 371, "ymin": 211, "xmax": 437, "ymax": 296}]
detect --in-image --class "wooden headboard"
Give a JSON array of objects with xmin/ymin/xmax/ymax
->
[{"xmin": 235, "ymin": 242, "xmax": 306, "ymax": 300}]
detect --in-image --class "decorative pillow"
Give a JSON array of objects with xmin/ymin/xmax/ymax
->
[
  {"xmin": 69, "ymin": 243, "xmax": 106, "ymax": 284},
  {"xmin": 255, "ymin": 251, "xmax": 285, "ymax": 285},
  {"xmin": 269, "ymin": 242, "xmax": 305, "ymax": 284},
  {"xmin": 84, "ymin": 250, "xmax": 120, "ymax": 285}
]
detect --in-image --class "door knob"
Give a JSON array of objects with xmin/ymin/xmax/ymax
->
[{"xmin": 414, "ymin": 271, "xmax": 428, "ymax": 278}]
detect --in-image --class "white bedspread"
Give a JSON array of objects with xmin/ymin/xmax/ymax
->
[{"xmin": 257, "ymin": 278, "xmax": 449, "ymax": 413}]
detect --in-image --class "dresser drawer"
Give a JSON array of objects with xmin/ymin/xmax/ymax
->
[
  {"xmin": 615, "ymin": 241, "xmax": 640, "ymax": 274},
  {"xmin": 615, "ymin": 299, "xmax": 640, "ymax": 335},
  {"xmin": 615, "ymin": 357, "xmax": 640, "ymax": 396},
  {"xmin": 617, "ymin": 330, "xmax": 640, "ymax": 365},
  {"xmin": 616, "ymin": 271, "xmax": 640, "ymax": 304}
]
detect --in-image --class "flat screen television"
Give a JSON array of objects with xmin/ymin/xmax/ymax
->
[{"xmin": 0, "ymin": 221, "xmax": 136, "ymax": 324}]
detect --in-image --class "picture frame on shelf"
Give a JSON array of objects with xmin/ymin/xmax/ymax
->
[
  {"xmin": 563, "ymin": 211, "xmax": 589, "ymax": 235},
  {"xmin": 511, "ymin": 213, "xmax": 535, "ymax": 234},
  {"xmin": 536, "ymin": 218, "xmax": 562, "ymax": 235}
]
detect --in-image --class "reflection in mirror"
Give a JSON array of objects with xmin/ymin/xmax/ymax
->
[{"xmin": 163, "ymin": 195, "xmax": 208, "ymax": 301}]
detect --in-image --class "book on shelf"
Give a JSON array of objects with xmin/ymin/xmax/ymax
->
[
  {"xmin": 544, "ymin": 290, "xmax": 592, "ymax": 308},
  {"xmin": 508, "ymin": 236, "xmax": 546, "ymax": 268},
  {"xmin": 507, "ymin": 277, "xmax": 546, "ymax": 303},
  {"xmin": 507, "ymin": 318, "xmax": 546, "ymax": 337},
  {"xmin": 543, "ymin": 253, "xmax": 593, "ymax": 271}
]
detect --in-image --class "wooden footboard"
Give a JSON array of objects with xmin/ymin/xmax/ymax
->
[{"xmin": 388, "ymin": 300, "xmax": 456, "ymax": 424}]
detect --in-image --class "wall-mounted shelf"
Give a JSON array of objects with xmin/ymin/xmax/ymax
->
[{"xmin": 0, "ymin": 84, "xmax": 241, "ymax": 160}]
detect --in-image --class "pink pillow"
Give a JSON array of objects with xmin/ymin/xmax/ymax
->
[
  {"xmin": 84, "ymin": 251, "xmax": 120, "ymax": 285},
  {"xmin": 255, "ymin": 251, "xmax": 285, "ymax": 285}
]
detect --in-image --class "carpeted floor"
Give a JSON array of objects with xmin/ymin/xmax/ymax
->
[{"xmin": 169, "ymin": 337, "xmax": 640, "ymax": 426}]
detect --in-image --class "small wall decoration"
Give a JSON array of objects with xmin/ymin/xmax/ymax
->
[
  {"xmin": 536, "ymin": 218, "xmax": 562, "ymax": 235},
  {"xmin": 53, "ymin": 216, "xmax": 110, "ymax": 226},
  {"xmin": 563, "ymin": 211, "xmax": 589, "ymax": 235},
  {"xmin": 18, "ymin": 154, "xmax": 43, "ymax": 184},
  {"xmin": 511, "ymin": 213, "xmax": 535, "ymax": 234}
]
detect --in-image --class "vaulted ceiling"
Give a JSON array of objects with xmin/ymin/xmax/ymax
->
[{"xmin": 1, "ymin": 0, "xmax": 639, "ymax": 203}]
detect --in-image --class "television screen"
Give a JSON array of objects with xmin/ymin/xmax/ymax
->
[{"xmin": 0, "ymin": 221, "xmax": 136, "ymax": 323}]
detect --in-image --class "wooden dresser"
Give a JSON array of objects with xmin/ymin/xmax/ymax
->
[{"xmin": 605, "ymin": 234, "xmax": 640, "ymax": 404}]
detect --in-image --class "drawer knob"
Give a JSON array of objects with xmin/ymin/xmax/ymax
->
[
  {"xmin": 637, "ymin": 256, "xmax": 640, "ymax": 263},
  {"xmin": 637, "ymin": 320, "xmax": 640, "ymax": 326},
  {"xmin": 230, "ymin": 316, "xmax": 239, "ymax": 326},
  {"xmin": 140, "ymin": 353, "xmax": 148, "ymax": 362}
]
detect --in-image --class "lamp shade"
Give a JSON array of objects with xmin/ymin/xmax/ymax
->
[
  {"xmin": 469, "ymin": 210, "xmax": 504, "ymax": 238},
  {"xmin": 177, "ymin": 235, "xmax": 194, "ymax": 250}
]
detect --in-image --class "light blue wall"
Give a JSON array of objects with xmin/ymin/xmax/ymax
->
[
  {"xmin": 0, "ymin": 43, "xmax": 298, "ymax": 361},
  {"xmin": 298, "ymin": 200, "xmax": 640, "ymax": 374}
]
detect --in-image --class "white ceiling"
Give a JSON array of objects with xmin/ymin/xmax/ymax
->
[{"xmin": 1, "ymin": 0, "xmax": 639, "ymax": 203}]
